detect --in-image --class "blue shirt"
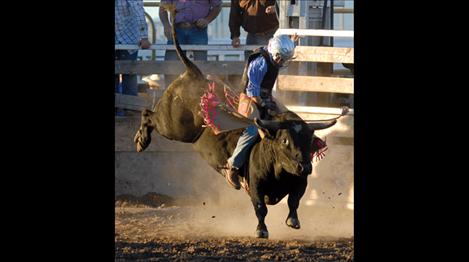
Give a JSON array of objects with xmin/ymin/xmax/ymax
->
[
  {"xmin": 115, "ymin": 0, "xmax": 149, "ymax": 54},
  {"xmin": 245, "ymin": 56, "xmax": 268, "ymax": 97}
]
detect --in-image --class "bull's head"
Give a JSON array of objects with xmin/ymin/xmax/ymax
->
[
  {"xmin": 254, "ymin": 119, "xmax": 308, "ymax": 176},
  {"xmin": 254, "ymin": 115, "xmax": 340, "ymax": 177}
]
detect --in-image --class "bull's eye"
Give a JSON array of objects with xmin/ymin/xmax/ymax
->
[{"xmin": 282, "ymin": 138, "xmax": 289, "ymax": 145}]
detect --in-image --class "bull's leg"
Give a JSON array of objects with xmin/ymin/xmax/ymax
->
[
  {"xmin": 286, "ymin": 180, "xmax": 307, "ymax": 229},
  {"xmin": 251, "ymin": 193, "xmax": 269, "ymax": 238},
  {"xmin": 134, "ymin": 109, "xmax": 155, "ymax": 152}
]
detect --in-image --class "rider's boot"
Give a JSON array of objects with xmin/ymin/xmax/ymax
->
[{"xmin": 222, "ymin": 163, "xmax": 241, "ymax": 190}]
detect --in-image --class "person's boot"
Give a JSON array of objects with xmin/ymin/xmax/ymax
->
[{"xmin": 222, "ymin": 164, "xmax": 241, "ymax": 190}]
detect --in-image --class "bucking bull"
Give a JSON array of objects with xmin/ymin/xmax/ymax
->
[{"xmin": 133, "ymin": 4, "xmax": 348, "ymax": 239}]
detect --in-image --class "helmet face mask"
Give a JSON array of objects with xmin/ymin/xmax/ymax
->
[
  {"xmin": 272, "ymin": 53, "xmax": 290, "ymax": 67},
  {"xmin": 268, "ymin": 35, "xmax": 295, "ymax": 68}
]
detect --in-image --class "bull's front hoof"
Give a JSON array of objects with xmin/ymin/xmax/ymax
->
[
  {"xmin": 286, "ymin": 217, "xmax": 301, "ymax": 229},
  {"xmin": 255, "ymin": 229, "xmax": 269, "ymax": 239}
]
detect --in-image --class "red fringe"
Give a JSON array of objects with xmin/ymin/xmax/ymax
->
[
  {"xmin": 200, "ymin": 82, "xmax": 241, "ymax": 134},
  {"xmin": 223, "ymin": 86, "xmax": 239, "ymax": 111},
  {"xmin": 310, "ymin": 137, "xmax": 328, "ymax": 162},
  {"xmin": 200, "ymin": 82, "xmax": 221, "ymax": 134}
]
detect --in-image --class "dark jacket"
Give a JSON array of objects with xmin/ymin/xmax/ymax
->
[
  {"xmin": 229, "ymin": 0, "xmax": 279, "ymax": 39},
  {"xmin": 241, "ymin": 47, "xmax": 279, "ymax": 99}
]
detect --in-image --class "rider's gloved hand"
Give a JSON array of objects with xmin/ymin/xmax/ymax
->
[{"xmin": 261, "ymin": 99, "xmax": 277, "ymax": 116}]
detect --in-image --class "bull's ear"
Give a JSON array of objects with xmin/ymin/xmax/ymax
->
[
  {"xmin": 257, "ymin": 127, "xmax": 275, "ymax": 139},
  {"xmin": 257, "ymin": 129, "xmax": 266, "ymax": 139},
  {"xmin": 254, "ymin": 118, "xmax": 278, "ymax": 139}
]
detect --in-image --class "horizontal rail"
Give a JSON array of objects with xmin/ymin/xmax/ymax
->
[
  {"xmin": 277, "ymin": 75, "xmax": 354, "ymax": 94},
  {"xmin": 294, "ymin": 46, "xmax": 353, "ymax": 63},
  {"xmin": 116, "ymin": 45, "xmax": 353, "ymax": 63},
  {"xmin": 274, "ymin": 29, "xmax": 354, "ymax": 38},
  {"xmin": 115, "ymin": 60, "xmax": 246, "ymax": 75},
  {"xmin": 115, "ymin": 44, "xmax": 261, "ymax": 51},
  {"xmin": 115, "ymin": 93, "xmax": 151, "ymax": 111},
  {"xmin": 116, "ymin": 93, "xmax": 354, "ymax": 117},
  {"xmin": 143, "ymin": 1, "xmax": 354, "ymax": 12},
  {"xmin": 143, "ymin": 1, "xmax": 231, "ymax": 7},
  {"xmin": 115, "ymin": 60, "xmax": 354, "ymax": 76},
  {"xmin": 334, "ymin": 8, "xmax": 354, "ymax": 14}
]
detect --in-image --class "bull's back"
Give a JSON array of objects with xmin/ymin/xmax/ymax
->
[{"xmin": 153, "ymin": 75, "xmax": 207, "ymax": 142}]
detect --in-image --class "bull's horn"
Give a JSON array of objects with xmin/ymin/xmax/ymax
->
[
  {"xmin": 340, "ymin": 106, "xmax": 349, "ymax": 116},
  {"xmin": 254, "ymin": 118, "xmax": 283, "ymax": 130},
  {"xmin": 305, "ymin": 106, "xmax": 350, "ymax": 124},
  {"xmin": 307, "ymin": 119, "xmax": 337, "ymax": 131}
]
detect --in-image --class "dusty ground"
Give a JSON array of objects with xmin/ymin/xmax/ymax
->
[{"xmin": 115, "ymin": 194, "xmax": 353, "ymax": 261}]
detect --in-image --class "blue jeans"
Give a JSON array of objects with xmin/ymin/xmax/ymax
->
[
  {"xmin": 165, "ymin": 27, "xmax": 208, "ymax": 87},
  {"xmin": 115, "ymin": 50, "xmax": 139, "ymax": 96},
  {"xmin": 227, "ymin": 125, "xmax": 259, "ymax": 169}
]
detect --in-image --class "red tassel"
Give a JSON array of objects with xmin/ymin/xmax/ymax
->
[
  {"xmin": 200, "ymin": 82, "xmax": 221, "ymax": 133},
  {"xmin": 200, "ymin": 82, "xmax": 242, "ymax": 134},
  {"xmin": 223, "ymin": 87, "xmax": 239, "ymax": 111},
  {"xmin": 310, "ymin": 137, "xmax": 328, "ymax": 162}
]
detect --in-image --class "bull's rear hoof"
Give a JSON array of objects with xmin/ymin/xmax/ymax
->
[
  {"xmin": 134, "ymin": 129, "xmax": 151, "ymax": 152},
  {"xmin": 136, "ymin": 142, "xmax": 145, "ymax": 152},
  {"xmin": 133, "ymin": 129, "xmax": 141, "ymax": 144},
  {"xmin": 255, "ymin": 229, "xmax": 269, "ymax": 239},
  {"xmin": 286, "ymin": 217, "xmax": 301, "ymax": 229}
]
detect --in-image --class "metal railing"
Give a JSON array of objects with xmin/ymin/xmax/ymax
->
[
  {"xmin": 115, "ymin": 27, "xmax": 354, "ymax": 111},
  {"xmin": 139, "ymin": 0, "xmax": 353, "ymax": 61},
  {"xmin": 144, "ymin": 12, "xmax": 156, "ymax": 60},
  {"xmin": 117, "ymin": 1, "xmax": 354, "ymax": 112}
]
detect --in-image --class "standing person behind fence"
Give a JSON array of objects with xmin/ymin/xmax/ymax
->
[
  {"xmin": 228, "ymin": 0, "xmax": 278, "ymax": 89},
  {"xmin": 115, "ymin": 0, "xmax": 151, "ymax": 99},
  {"xmin": 229, "ymin": 0, "xmax": 279, "ymax": 57},
  {"xmin": 159, "ymin": 0, "xmax": 222, "ymax": 88}
]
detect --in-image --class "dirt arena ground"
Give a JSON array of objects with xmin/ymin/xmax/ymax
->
[{"xmin": 115, "ymin": 193, "xmax": 353, "ymax": 261}]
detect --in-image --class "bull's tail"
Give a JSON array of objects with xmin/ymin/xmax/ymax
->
[{"xmin": 163, "ymin": 4, "xmax": 204, "ymax": 79}]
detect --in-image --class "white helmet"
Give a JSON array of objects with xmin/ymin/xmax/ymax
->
[{"xmin": 267, "ymin": 35, "xmax": 295, "ymax": 66}]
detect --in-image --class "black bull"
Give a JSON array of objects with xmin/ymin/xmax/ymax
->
[{"xmin": 133, "ymin": 5, "xmax": 342, "ymax": 238}]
